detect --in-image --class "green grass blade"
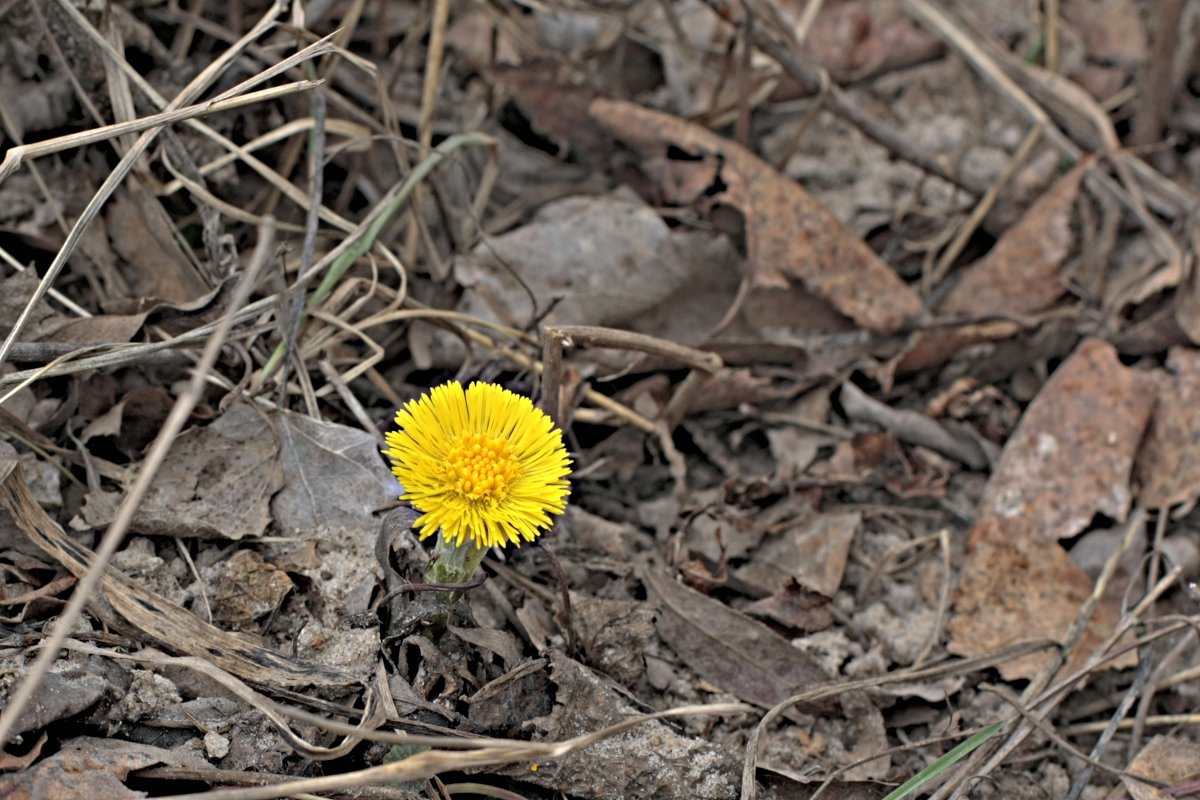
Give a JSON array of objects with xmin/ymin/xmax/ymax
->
[{"xmin": 880, "ymin": 722, "xmax": 1002, "ymax": 800}]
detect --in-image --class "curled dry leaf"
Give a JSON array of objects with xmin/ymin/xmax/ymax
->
[
  {"xmin": 940, "ymin": 159, "xmax": 1088, "ymax": 319},
  {"xmin": 949, "ymin": 338, "xmax": 1152, "ymax": 679},
  {"xmin": 589, "ymin": 98, "xmax": 924, "ymax": 334}
]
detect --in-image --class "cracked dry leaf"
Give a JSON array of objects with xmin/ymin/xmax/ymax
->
[
  {"xmin": 589, "ymin": 98, "xmax": 924, "ymax": 334},
  {"xmin": 949, "ymin": 338, "xmax": 1151, "ymax": 679}
]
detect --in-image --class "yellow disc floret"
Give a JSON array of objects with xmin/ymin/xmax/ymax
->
[{"xmin": 383, "ymin": 381, "xmax": 572, "ymax": 549}]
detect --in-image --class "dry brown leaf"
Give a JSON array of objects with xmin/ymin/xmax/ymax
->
[
  {"xmin": 1136, "ymin": 348, "xmax": 1200, "ymax": 508},
  {"xmin": 105, "ymin": 179, "xmax": 209, "ymax": 304},
  {"xmin": 589, "ymin": 98, "xmax": 924, "ymax": 334},
  {"xmin": 948, "ymin": 338, "xmax": 1151, "ymax": 679},
  {"xmin": 1123, "ymin": 735, "xmax": 1200, "ymax": 800},
  {"xmin": 0, "ymin": 269, "xmax": 61, "ymax": 341},
  {"xmin": 0, "ymin": 459, "xmax": 361, "ymax": 689},
  {"xmin": 784, "ymin": 0, "xmax": 944, "ymax": 85},
  {"xmin": 948, "ymin": 517, "xmax": 1130, "ymax": 680},
  {"xmin": 500, "ymin": 653, "xmax": 740, "ymax": 799},
  {"xmin": 40, "ymin": 313, "xmax": 146, "ymax": 345},
  {"xmin": 941, "ymin": 159, "xmax": 1089, "ymax": 319},
  {"xmin": 134, "ymin": 403, "xmax": 283, "ymax": 540},
  {"xmin": 211, "ymin": 549, "xmax": 295, "ymax": 632},
  {"xmin": 975, "ymin": 338, "xmax": 1153, "ymax": 539},
  {"xmin": 570, "ymin": 593, "xmax": 657, "ymax": 687},
  {"xmin": 735, "ymin": 511, "xmax": 858, "ymax": 599},
  {"xmin": 642, "ymin": 563, "xmax": 830, "ymax": 710}
]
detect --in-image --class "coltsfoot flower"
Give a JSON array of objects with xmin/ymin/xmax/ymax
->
[{"xmin": 384, "ymin": 381, "xmax": 571, "ymax": 552}]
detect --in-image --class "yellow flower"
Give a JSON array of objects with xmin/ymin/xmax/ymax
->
[{"xmin": 384, "ymin": 381, "xmax": 571, "ymax": 549}]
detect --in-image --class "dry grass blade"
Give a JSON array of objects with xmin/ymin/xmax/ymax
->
[
  {"xmin": 926, "ymin": 510, "xmax": 1148, "ymax": 799},
  {"xmin": 59, "ymin": 640, "xmax": 377, "ymax": 761},
  {"xmin": 0, "ymin": 80, "xmax": 321, "ymax": 183},
  {"xmin": 0, "ymin": 217, "xmax": 275, "ymax": 748},
  {"xmin": 161, "ymin": 702, "xmax": 751, "ymax": 800},
  {"xmin": 0, "ymin": 0, "xmax": 294, "ymax": 371}
]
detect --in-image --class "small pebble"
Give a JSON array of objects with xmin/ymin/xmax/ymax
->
[{"xmin": 204, "ymin": 731, "xmax": 231, "ymax": 760}]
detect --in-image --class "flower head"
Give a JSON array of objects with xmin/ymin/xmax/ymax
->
[{"xmin": 384, "ymin": 381, "xmax": 571, "ymax": 549}]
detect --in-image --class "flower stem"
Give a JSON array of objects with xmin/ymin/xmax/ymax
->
[{"xmin": 425, "ymin": 536, "xmax": 486, "ymax": 609}]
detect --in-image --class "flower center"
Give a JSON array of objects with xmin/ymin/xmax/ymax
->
[{"xmin": 446, "ymin": 431, "xmax": 519, "ymax": 504}]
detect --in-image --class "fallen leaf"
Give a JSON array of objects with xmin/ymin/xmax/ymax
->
[
  {"xmin": 508, "ymin": 652, "xmax": 740, "ymax": 800},
  {"xmin": 949, "ymin": 338, "xmax": 1151, "ymax": 679},
  {"xmin": 940, "ymin": 159, "xmax": 1089, "ymax": 319},
  {"xmin": 590, "ymin": 98, "xmax": 924, "ymax": 334},
  {"xmin": 785, "ymin": 0, "xmax": 944, "ymax": 85},
  {"xmin": 744, "ymin": 578, "xmax": 833, "ymax": 633},
  {"xmin": 975, "ymin": 338, "xmax": 1153, "ymax": 540},
  {"xmin": 1136, "ymin": 348, "xmax": 1200, "ymax": 508},
  {"xmin": 570, "ymin": 593, "xmax": 657, "ymax": 687},
  {"xmin": 455, "ymin": 195, "xmax": 696, "ymax": 330},
  {"xmin": 0, "ymin": 459, "xmax": 360, "ymax": 689},
  {"xmin": 105, "ymin": 179, "xmax": 209, "ymax": 304},
  {"xmin": 40, "ymin": 313, "xmax": 146, "ymax": 345},
  {"xmin": 1, "ymin": 670, "xmax": 113, "ymax": 739},
  {"xmin": 271, "ymin": 410, "xmax": 396, "ymax": 537},
  {"xmin": 134, "ymin": 403, "xmax": 283, "ymax": 540},
  {"xmin": 642, "ymin": 563, "xmax": 830, "ymax": 710},
  {"xmin": 948, "ymin": 518, "xmax": 1130, "ymax": 680},
  {"xmin": 735, "ymin": 511, "xmax": 859, "ymax": 599},
  {"xmin": 1123, "ymin": 735, "xmax": 1200, "ymax": 800}
]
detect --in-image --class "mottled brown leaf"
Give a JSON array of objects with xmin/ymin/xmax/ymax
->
[
  {"xmin": 590, "ymin": 98, "xmax": 924, "ymax": 334},
  {"xmin": 975, "ymin": 337, "xmax": 1153, "ymax": 540},
  {"xmin": 949, "ymin": 338, "xmax": 1151, "ymax": 679},
  {"xmin": 947, "ymin": 517, "xmax": 1131, "ymax": 680}
]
